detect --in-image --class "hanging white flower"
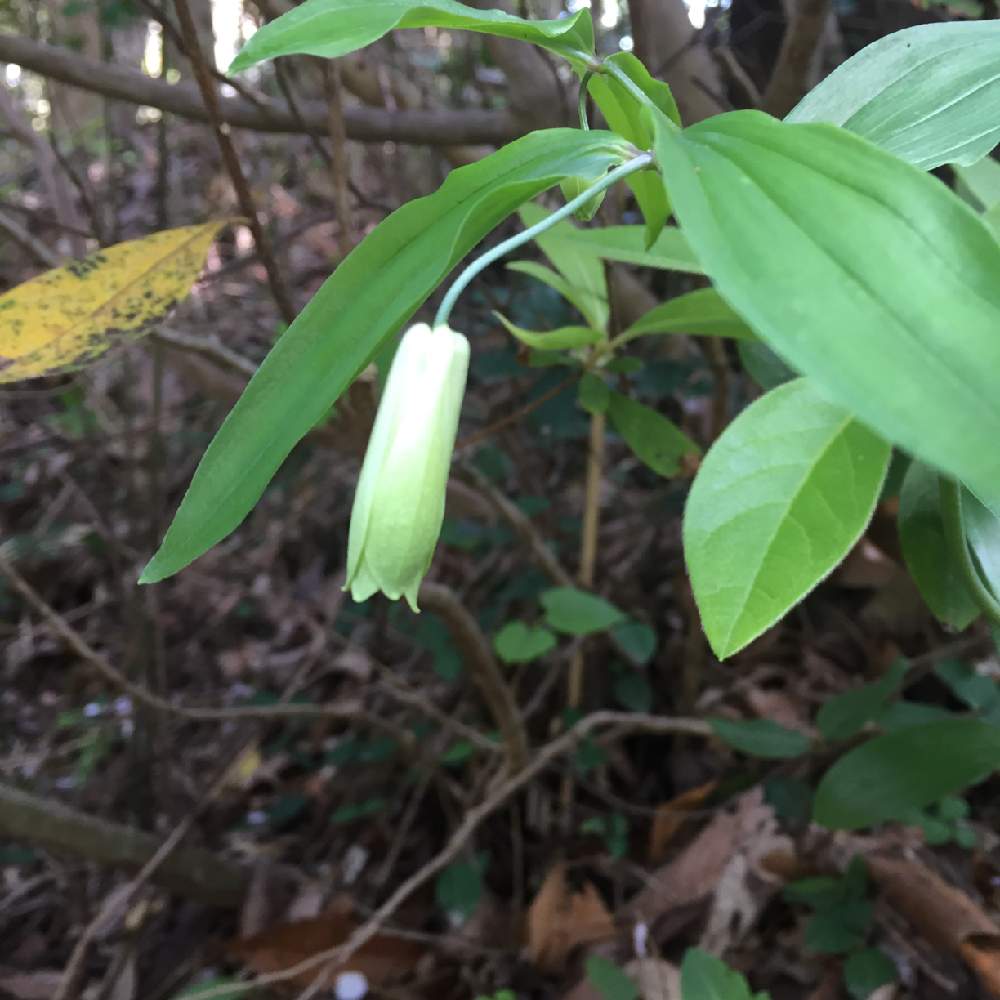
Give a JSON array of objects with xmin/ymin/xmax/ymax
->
[{"xmin": 344, "ymin": 322, "xmax": 470, "ymax": 611}]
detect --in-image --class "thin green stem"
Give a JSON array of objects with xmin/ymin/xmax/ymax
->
[
  {"xmin": 434, "ymin": 152, "xmax": 653, "ymax": 329},
  {"xmin": 602, "ymin": 59, "xmax": 677, "ymax": 131},
  {"xmin": 939, "ymin": 476, "xmax": 1000, "ymax": 628},
  {"xmin": 579, "ymin": 70, "xmax": 594, "ymax": 131}
]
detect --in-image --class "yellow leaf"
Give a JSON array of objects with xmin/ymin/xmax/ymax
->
[{"xmin": 0, "ymin": 221, "xmax": 231, "ymax": 383}]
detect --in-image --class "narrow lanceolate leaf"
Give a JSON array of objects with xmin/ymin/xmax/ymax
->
[
  {"xmin": 230, "ymin": 0, "xmax": 594, "ymax": 73},
  {"xmin": 653, "ymin": 110, "xmax": 1000, "ymax": 515},
  {"xmin": 788, "ymin": 21, "xmax": 1000, "ymax": 170},
  {"xmin": 607, "ymin": 391, "xmax": 699, "ymax": 478},
  {"xmin": 814, "ymin": 719, "xmax": 1000, "ymax": 830},
  {"xmin": 616, "ymin": 288, "xmax": 755, "ymax": 347},
  {"xmin": 897, "ymin": 462, "xmax": 979, "ymax": 629},
  {"xmin": 0, "ymin": 222, "xmax": 227, "ymax": 383},
  {"xmin": 519, "ymin": 204, "xmax": 609, "ymax": 332},
  {"xmin": 711, "ymin": 718, "xmax": 811, "ymax": 759},
  {"xmin": 142, "ymin": 130, "xmax": 628, "ymax": 582},
  {"xmin": 493, "ymin": 312, "xmax": 601, "ymax": 351},
  {"xmin": 963, "ymin": 489, "xmax": 1000, "ymax": 603},
  {"xmin": 684, "ymin": 379, "xmax": 890, "ymax": 659},
  {"xmin": 548, "ymin": 224, "xmax": 702, "ymax": 274}
]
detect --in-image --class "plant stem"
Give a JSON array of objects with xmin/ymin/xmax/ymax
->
[
  {"xmin": 939, "ymin": 476, "xmax": 1000, "ymax": 628},
  {"xmin": 578, "ymin": 70, "xmax": 594, "ymax": 130},
  {"xmin": 602, "ymin": 58, "xmax": 677, "ymax": 129},
  {"xmin": 433, "ymin": 152, "xmax": 653, "ymax": 328}
]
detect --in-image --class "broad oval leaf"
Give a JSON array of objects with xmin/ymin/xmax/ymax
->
[
  {"xmin": 788, "ymin": 21, "xmax": 1000, "ymax": 169},
  {"xmin": 540, "ymin": 587, "xmax": 625, "ymax": 635},
  {"xmin": 616, "ymin": 287, "xmax": 755, "ymax": 346},
  {"xmin": 653, "ymin": 110, "xmax": 1000, "ymax": 515},
  {"xmin": 142, "ymin": 130, "xmax": 628, "ymax": 582},
  {"xmin": 897, "ymin": 461, "xmax": 979, "ymax": 629},
  {"xmin": 493, "ymin": 621, "xmax": 557, "ymax": 663},
  {"xmin": 493, "ymin": 312, "xmax": 601, "ymax": 351},
  {"xmin": 0, "ymin": 222, "xmax": 227, "ymax": 383},
  {"xmin": 964, "ymin": 489, "xmax": 1000, "ymax": 601},
  {"xmin": 607, "ymin": 391, "xmax": 699, "ymax": 478},
  {"xmin": 813, "ymin": 719, "xmax": 1000, "ymax": 830},
  {"xmin": 711, "ymin": 718, "xmax": 811, "ymax": 759},
  {"xmin": 684, "ymin": 378, "xmax": 890, "ymax": 659},
  {"xmin": 230, "ymin": 0, "xmax": 594, "ymax": 73},
  {"xmin": 680, "ymin": 949, "xmax": 764, "ymax": 1000}
]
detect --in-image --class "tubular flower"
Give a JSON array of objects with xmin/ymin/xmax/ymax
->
[{"xmin": 345, "ymin": 323, "xmax": 470, "ymax": 611}]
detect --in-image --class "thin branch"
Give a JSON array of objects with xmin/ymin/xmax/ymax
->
[
  {"xmin": 0, "ymin": 33, "xmax": 519, "ymax": 146},
  {"xmin": 762, "ymin": 0, "xmax": 834, "ymax": 117},
  {"xmin": 419, "ymin": 582, "xmax": 529, "ymax": 774},
  {"xmin": 173, "ymin": 0, "xmax": 297, "ymax": 325},
  {"xmin": 0, "ymin": 209, "xmax": 60, "ymax": 267}
]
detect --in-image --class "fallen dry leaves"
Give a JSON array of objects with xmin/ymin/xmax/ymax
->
[
  {"xmin": 526, "ymin": 863, "xmax": 615, "ymax": 973},
  {"xmin": 228, "ymin": 905, "xmax": 425, "ymax": 991},
  {"xmin": 868, "ymin": 854, "xmax": 1000, "ymax": 997},
  {"xmin": 647, "ymin": 781, "xmax": 717, "ymax": 864}
]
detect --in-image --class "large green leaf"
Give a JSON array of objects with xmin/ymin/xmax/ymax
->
[
  {"xmin": 519, "ymin": 203, "xmax": 609, "ymax": 331},
  {"xmin": 680, "ymin": 949, "xmax": 767, "ymax": 1000},
  {"xmin": 813, "ymin": 719, "xmax": 1000, "ymax": 829},
  {"xmin": 684, "ymin": 379, "xmax": 890, "ymax": 659},
  {"xmin": 788, "ymin": 21, "xmax": 1000, "ymax": 170},
  {"xmin": 230, "ymin": 0, "xmax": 594, "ymax": 72},
  {"xmin": 142, "ymin": 130, "xmax": 628, "ymax": 582},
  {"xmin": 616, "ymin": 287, "xmax": 755, "ymax": 346},
  {"xmin": 653, "ymin": 110, "xmax": 1000, "ymax": 515},
  {"xmin": 897, "ymin": 461, "xmax": 978, "ymax": 629},
  {"xmin": 543, "ymin": 224, "xmax": 702, "ymax": 274},
  {"xmin": 607, "ymin": 391, "xmax": 699, "ymax": 477},
  {"xmin": 965, "ymin": 489, "xmax": 1000, "ymax": 601}
]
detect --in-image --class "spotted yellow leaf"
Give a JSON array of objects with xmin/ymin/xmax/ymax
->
[{"xmin": 0, "ymin": 221, "xmax": 230, "ymax": 382}]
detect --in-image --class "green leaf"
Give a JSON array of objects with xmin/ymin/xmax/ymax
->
[
  {"xmin": 586, "ymin": 52, "xmax": 679, "ymax": 246},
  {"xmin": 652, "ymin": 109, "xmax": 1000, "ymax": 516},
  {"xmin": 547, "ymin": 224, "xmax": 702, "ymax": 273},
  {"xmin": 954, "ymin": 157, "xmax": 1000, "ymax": 213},
  {"xmin": 617, "ymin": 288, "xmax": 756, "ymax": 346},
  {"xmin": 737, "ymin": 340, "xmax": 795, "ymax": 391},
  {"xmin": 172, "ymin": 980, "xmax": 249, "ymax": 999},
  {"xmin": 613, "ymin": 669, "xmax": 653, "ymax": 713},
  {"xmin": 611, "ymin": 620, "xmax": 657, "ymax": 665},
  {"xmin": 817, "ymin": 659, "xmax": 908, "ymax": 742},
  {"xmin": 578, "ymin": 373, "xmax": 611, "ymax": 415},
  {"xmin": 540, "ymin": 586, "xmax": 625, "ymax": 635},
  {"xmin": 435, "ymin": 856, "xmax": 485, "ymax": 922},
  {"xmin": 964, "ymin": 489, "xmax": 1000, "ymax": 601},
  {"xmin": 898, "ymin": 462, "xmax": 979, "ymax": 629},
  {"xmin": 680, "ymin": 949, "xmax": 764, "ymax": 1000},
  {"xmin": 607, "ymin": 391, "xmax": 699, "ymax": 478},
  {"xmin": 684, "ymin": 379, "xmax": 890, "ymax": 659},
  {"xmin": 711, "ymin": 718, "xmax": 811, "ymax": 759},
  {"xmin": 804, "ymin": 900, "xmax": 873, "ymax": 954},
  {"xmin": 843, "ymin": 948, "xmax": 897, "ymax": 1000},
  {"xmin": 788, "ymin": 21, "xmax": 1000, "ymax": 170},
  {"xmin": 493, "ymin": 621, "xmax": 557, "ymax": 663},
  {"xmin": 507, "ymin": 261, "xmax": 608, "ymax": 333},
  {"xmin": 519, "ymin": 203, "xmax": 609, "ymax": 331},
  {"xmin": 814, "ymin": 719, "xmax": 1000, "ymax": 829},
  {"xmin": 142, "ymin": 129, "xmax": 627, "ymax": 582},
  {"xmin": 586, "ymin": 956, "xmax": 638, "ymax": 1000},
  {"xmin": 493, "ymin": 312, "xmax": 602, "ymax": 351},
  {"xmin": 934, "ymin": 659, "xmax": 999, "ymax": 711},
  {"xmin": 877, "ymin": 700, "xmax": 953, "ymax": 732},
  {"xmin": 230, "ymin": 0, "xmax": 594, "ymax": 73}
]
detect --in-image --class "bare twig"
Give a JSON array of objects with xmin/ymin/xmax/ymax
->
[
  {"xmin": 325, "ymin": 63, "xmax": 354, "ymax": 251},
  {"xmin": 762, "ymin": 0, "xmax": 834, "ymax": 117},
  {"xmin": 0, "ymin": 782, "xmax": 247, "ymax": 907},
  {"xmin": 0, "ymin": 33, "xmax": 518, "ymax": 146},
  {"xmin": 0, "ymin": 209, "xmax": 60, "ymax": 268},
  {"xmin": 172, "ymin": 0, "xmax": 296, "ymax": 325},
  {"xmin": 419, "ymin": 581, "xmax": 529, "ymax": 774}
]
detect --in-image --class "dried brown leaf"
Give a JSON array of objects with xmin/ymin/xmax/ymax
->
[
  {"xmin": 526, "ymin": 863, "xmax": 615, "ymax": 973},
  {"xmin": 647, "ymin": 781, "xmax": 717, "ymax": 864}
]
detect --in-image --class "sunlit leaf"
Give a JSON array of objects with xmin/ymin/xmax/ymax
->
[
  {"xmin": 684, "ymin": 379, "xmax": 890, "ymax": 659},
  {"xmin": 617, "ymin": 288, "xmax": 755, "ymax": 346},
  {"xmin": 493, "ymin": 312, "xmax": 601, "ymax": 351},
  {"xmin": 230, "ymin": 0, "xmax": 594, "ymax": 73},
  {"xmin": 0, "ymin": 222, "xmax": 228, "ymax": 383},
  {"xmin": 653, "ymin": 109, "xmax": 1000, "ymax": 514},
  {"xmin": 788, "ymin": 21, "xmax": 1000, "ymax": 169}
]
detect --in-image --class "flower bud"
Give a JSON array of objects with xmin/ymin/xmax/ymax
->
[{"xmin": 345, "ymin": 323, "xmax": 470, "ymax": 611}]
